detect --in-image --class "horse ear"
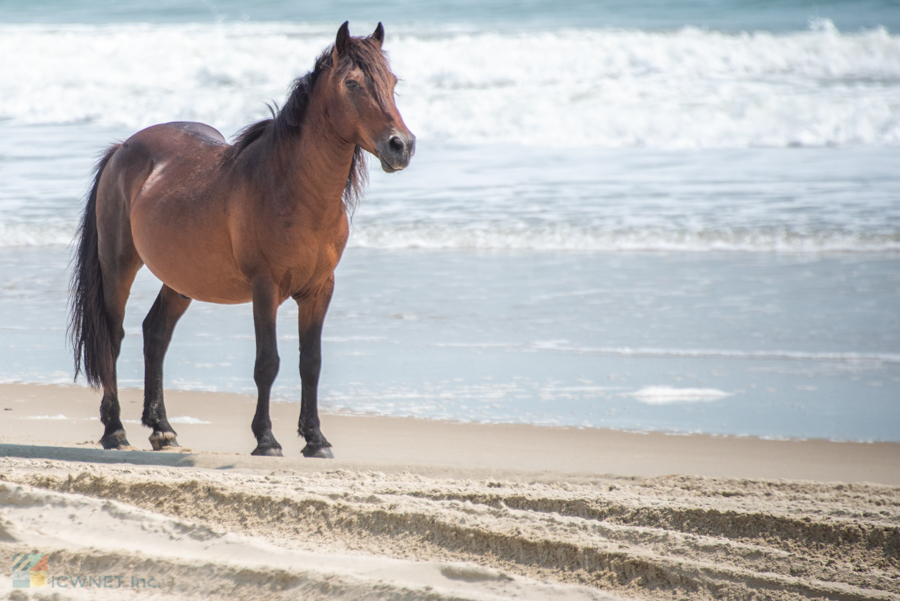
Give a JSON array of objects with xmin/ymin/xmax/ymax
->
[
  {"xmin": 372, "ymin": 22, "xmax": 384, "ymax": 47},
  {"xmin": 335, "ymin": 21, "xmax": 351, "ymax": 54}
]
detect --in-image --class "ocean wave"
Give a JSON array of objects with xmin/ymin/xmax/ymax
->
[
  {"xmin": 435, "ymin": 341, "xmax": 900, "ymax": 364},
  {"xmin": 2, "ymin": 220, "xmax": 898, "ymax": 251},
  {"xmin": 0, "ymin": 21, "xmax": 898, "ymax": 148},
  {"xmin": 529, "ymin": 343, "xmax": 900, "ymax": 363},
  {"xmin": 0, "ymin": 222, "xmax": 75, "ymax": 247},
  {"xmin": 348, "ymin": 225, "xmax": 900, "ymax": 252}
]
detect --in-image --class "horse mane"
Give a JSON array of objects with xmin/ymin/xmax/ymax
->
[{"xmin": 229, "ymin": 36, "xmax": 393, "ymax": 213}]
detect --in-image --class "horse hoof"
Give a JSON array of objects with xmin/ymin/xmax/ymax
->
[
  {"xmin": 251, "ymin": 446, "xmax": 283, "ymax": 457},
  {"xmin": 302, "ymin": 445, "xmax": 334, "ymax": 459},
  {"xmin": 100, "ymin": 430, "xmax": 130, "ymax": 450},
  {"xmin": 149, "ymin": 431, "xmax": 180, "ymax": 451}
]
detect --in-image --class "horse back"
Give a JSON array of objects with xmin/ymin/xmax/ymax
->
[{"xmin": 105, "ymin": 121, "xmax": 229, "ymax": 202}]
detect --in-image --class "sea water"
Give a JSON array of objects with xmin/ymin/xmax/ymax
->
[{"xmin": 0, "ymin": 1, "xmax": 898, "ymax": 441}]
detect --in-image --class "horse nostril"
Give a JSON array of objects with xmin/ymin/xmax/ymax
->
[{"xmin": 389, "ymin": 136, "xmax": 405, "ymax": 154}]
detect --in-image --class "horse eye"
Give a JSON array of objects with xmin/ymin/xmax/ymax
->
[{"xmin": 345, "ymin": 80, "xmax": 361, "ymax": 90}]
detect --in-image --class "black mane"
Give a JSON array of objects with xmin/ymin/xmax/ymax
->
[{"xmin": 229, "ymin": 36, "xmax": 392, "ymax": 212}]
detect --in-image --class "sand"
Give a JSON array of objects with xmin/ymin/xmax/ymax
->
[{"xmin": 1, "ymin": 383, "xmax": 898, "ymax": 600}]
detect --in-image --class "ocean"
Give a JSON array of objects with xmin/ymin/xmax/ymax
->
[{"xmin": 1, "ymin": 0, "xmax": 898, "ymax": 441}]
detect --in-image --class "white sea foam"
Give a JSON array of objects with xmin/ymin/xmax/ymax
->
[
  {"xmin": 348, "ymin": 225, "xmax": 900, "ymax": 252},
  {"xmin": 0, "ymin": 222, "xmax": 75, "ymax": 247},
  {"xmin": 2, "ymin": 219, "xmax": 899, "ymax": 252},
  {"xmin": 0, "ymin": 21, "xmax": 898, "ymax": 148},
  {"xmin": 168, "ymin": 416, "xmax": 211, "ymax": 424},
  {"xmin": 22, "ymin": 414, "xmax": 69, "ymax": 419},
  {"xmin": 532, "ymin": 342, "xmax": 900, "ymax": 364},
  {"xmin": 630, "ymin": 386, "xmax": 731, "ymax": 404}
]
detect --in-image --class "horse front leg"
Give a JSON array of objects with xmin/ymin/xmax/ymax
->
[
  {"xmin": 250, "ymin": 278, "xmax": 283, "ymax": 456},
  {"xmin": 295, "ymin": 276, "xmax": 335, "ymax": 458},
  {"xmin": 142, "ymin": 285, "xmax": 191, "ymax": 450}
]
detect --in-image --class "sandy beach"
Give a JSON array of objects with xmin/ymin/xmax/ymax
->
[{"xmin": 0, "ymin": 382, "xmax": 898, "ymax": 601}]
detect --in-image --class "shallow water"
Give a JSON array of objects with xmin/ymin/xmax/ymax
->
[{"xmin": 2, "ymin": 244, "xmax": 898, "ymax": 441}]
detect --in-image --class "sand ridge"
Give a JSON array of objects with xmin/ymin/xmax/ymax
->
[
  {"xmin": 1, "ymin": 456, "xmax": 898, "ymax": 600},
  {"xmin": 0, "ymin": 476, "xmax": 612, "ymax": 600}
]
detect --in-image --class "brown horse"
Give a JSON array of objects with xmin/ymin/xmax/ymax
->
[{"xmin": 68, "ymin": 22, "xmax": 415, "ymax": 457}]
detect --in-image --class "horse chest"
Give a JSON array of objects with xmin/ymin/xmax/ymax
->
[
  {"xmin": 272, "ymin": 210, "xmax": 348, "ymax": 269},
  {"xmin": 271, "ymin": 231, "xmax": 345, "ymax": 295}
]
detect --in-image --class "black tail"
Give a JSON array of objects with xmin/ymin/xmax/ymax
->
[{"xmin": 68, "ymin": 144, "xmax": 121, "ymax": 389}]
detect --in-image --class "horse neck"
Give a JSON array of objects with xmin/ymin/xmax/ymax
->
[{"xmin": 264, "ymin": 88, "xmax": 355, "ymax": 221}]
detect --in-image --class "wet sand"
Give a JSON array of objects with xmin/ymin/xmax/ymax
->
[{"xmin": 1, "ymin": 382, "xmax": 898, "ymax": 600}]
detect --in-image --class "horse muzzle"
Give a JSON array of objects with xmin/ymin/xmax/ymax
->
[{"xmin": 375, "ymin": 131, "xmax": 416, "ymax": 173}]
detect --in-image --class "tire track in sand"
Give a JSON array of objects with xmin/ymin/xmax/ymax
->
[{"xmin": 3, "ymin": 459, "xmax": 898, "ymax": 601}]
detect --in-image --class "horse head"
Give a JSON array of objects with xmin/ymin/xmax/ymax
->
[{"xmin": 325, "ymin": 22, "xmax": 416, "ymax": 173}]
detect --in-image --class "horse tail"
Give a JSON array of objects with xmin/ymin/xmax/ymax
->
[{"xmin": 69, "ymin": 144, "xmax": 121, "ymax": 389}]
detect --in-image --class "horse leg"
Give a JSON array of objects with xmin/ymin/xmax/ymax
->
[
  {"xmin": 250, "ymin": 278, "xmax": 283, "ymax": 456},
  {"xmin": 142, "ymin": 284, "xmax": 191, "ymax": 450},
  {"xmin": 97, "ymin": 260, "xmax": 141, "ymax": 450},
  {"xmin": 70, "ymin": 143, "xmax": 142, "ymax": 449},
  {"xmin": 295, "ymin": 276, "xmax": 335, "ymax": 458}
]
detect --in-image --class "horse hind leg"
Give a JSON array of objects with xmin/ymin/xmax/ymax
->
[
  {"xmin": 70, "ymin": 143, "xmax": 143, "ymax": 450},
  {"xmin": 97, "ymin": 257, "xmax": 142, "ymax": 449},
  {"xmin": 142, "ymin": 284, "xmax": 191, "ymax": 450}
]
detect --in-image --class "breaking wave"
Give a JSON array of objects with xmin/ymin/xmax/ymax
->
[{"xmin": 0, "ymin": 20, "xmax": 898, "ymax": 148}]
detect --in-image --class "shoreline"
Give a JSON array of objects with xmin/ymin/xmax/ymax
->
[{"xmin": 2, "ymin": 382, "xmax": 898, "ymax": 485}]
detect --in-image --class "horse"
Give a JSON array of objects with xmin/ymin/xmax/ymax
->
[{"xmin": 68, "ymin": 22, "xmax": 415, "ymax": 458}]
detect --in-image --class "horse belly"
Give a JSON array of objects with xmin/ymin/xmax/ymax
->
[
  {"xmin": 130, "ymin": 181, "xmax": 251, "ymax": 304},
  {"xmin": 134, "ymin": 220, "xmax": 251, "ymax": 304},
  {"xmin": 141, "ymin": 250, "xmax": 252, "ymax": 304}
]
